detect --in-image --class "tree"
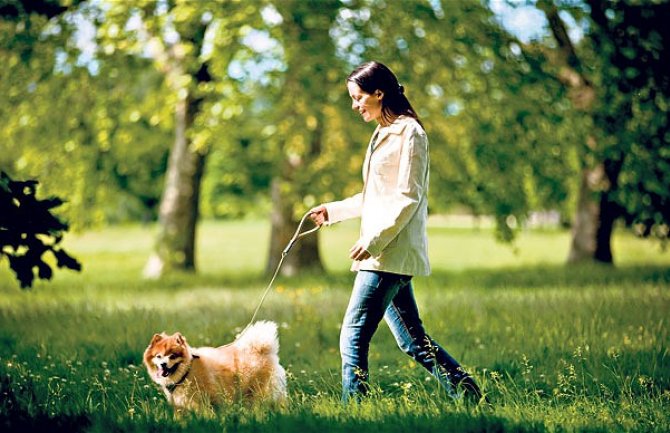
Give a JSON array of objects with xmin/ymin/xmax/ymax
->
[
  {"xmin": 140, "ymin": 15, "xmax": 212, "ymax": 277},
  {"xmin": 263, "ymin": 0, "xmax": 351, "ymax": 276},
  {"xmin": 98, "ymin": 1, "xmax": 262, "ymax": 277},
  {"xmin": 538, "ymin": 0, "xmax": 670, "ymax": 263},
  {"xmin": 587, "ymin": 0, "xmax": 670, "ymax": 254},
  {"xmin": 537, "ymin": 1, "xmax": 602, "ymax": 263}
]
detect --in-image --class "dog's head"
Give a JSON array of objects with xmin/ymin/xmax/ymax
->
[{"xmin": 143, "ymin": 332, "xmax": 191, "ymax": 382}]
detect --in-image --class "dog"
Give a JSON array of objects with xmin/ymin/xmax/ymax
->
[{"xmin": 143, "ymin": 321, "xmax": 287, "ymax": 410}]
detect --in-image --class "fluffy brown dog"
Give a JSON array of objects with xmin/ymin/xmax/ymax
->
[{"xmin": 143, "ymin": 321, "xmax": 286, "ymax": 410}]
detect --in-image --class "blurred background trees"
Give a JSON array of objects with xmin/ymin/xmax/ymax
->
[{"xmin": 1, "ymin": 0, "xmax": 668, "ymax": 279}]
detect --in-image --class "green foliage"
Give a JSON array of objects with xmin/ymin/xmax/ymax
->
[
  {"xmin": 583, "ymin": 0, "xmax": 670, "ymax": 240},
  {"xmin": 0, "ymin": 1, "xmax": 172, "ymax": 226},
  {"xmin": 0, "ymin": 171, "xmax": 81, "ymax": 288},
  {"xmin": 201, "ymin": 133, "xmax": 274, "ymax": 219}
]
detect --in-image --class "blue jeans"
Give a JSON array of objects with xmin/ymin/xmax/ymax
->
[{"xmin": 340, "ymin": 270, "xmax": 476, "ymax": 402}]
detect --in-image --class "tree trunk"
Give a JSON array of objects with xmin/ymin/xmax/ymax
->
[
  {"xmin": 541, "ymin": 2, "xmax": 616, "ymax": 265},
  {"xmin": 266, "ymin": 177, "xmax": 323, "ymax": 277},
  {"xmin": 594, "ymin": 193, "xmax": 616, "ymax": 263},
  {"xmin": 143, "ymin": 93, "xmax": 206, "ymax": 278},
  {"xmin": 594, "ymin": 156, "xmax": 625, "ymax": 263},
  {"xmin": 567, "ymin": 166, "xmax": 601, "ymax": 263}
]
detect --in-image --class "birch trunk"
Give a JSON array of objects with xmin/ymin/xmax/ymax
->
[{"xmin": 143, "ymin": 93, "xmax": 206, "ymax": 278}]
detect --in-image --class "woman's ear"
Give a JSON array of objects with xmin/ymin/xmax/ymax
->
[{"xmin": 375, "ymin": 90, "xmax": 384, "ymax": 100}]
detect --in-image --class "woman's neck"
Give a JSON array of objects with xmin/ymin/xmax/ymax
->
[{"xmin": 377, "ymin": 113, "xmax": 398, "ymax": 127}]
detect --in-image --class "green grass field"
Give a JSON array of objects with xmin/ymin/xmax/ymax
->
[{"xmin": 1, "ymin": 219, "xmax": 668, "ymax": 432}]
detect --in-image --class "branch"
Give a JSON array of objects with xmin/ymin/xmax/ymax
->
[{"xmin": 537, "ymin": 0, "xmax": 595, "ymax": 110}]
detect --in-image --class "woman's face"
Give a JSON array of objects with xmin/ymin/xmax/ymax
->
[{"xmin": 347, "ymin": 81, "xmax": 383, "ymax": 124}]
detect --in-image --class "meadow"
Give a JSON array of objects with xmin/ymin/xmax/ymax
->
[{"xmin": 0, "ymin": 219, "xmax": 668, "ymax": 432}]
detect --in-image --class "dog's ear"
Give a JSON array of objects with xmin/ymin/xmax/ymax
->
[
  {"xmin": 175, "ymin": 332, "xmax": 187, "ymax": 346},
  {"xmin": 150, "ymin": 333, "xmax": 163, "ymax": 344}
]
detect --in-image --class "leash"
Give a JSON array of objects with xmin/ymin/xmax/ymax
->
[{"xmin": 232, "ymin": 210, "xmax": 320, "ymax": 343}]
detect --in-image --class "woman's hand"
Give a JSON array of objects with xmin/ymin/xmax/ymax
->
[
  {"xmin": 349, "ymin": 241, "xmax": 371, "ymax": 261},
  {"xmin": 309, "ymin": 205, "xmax": 329, "ymax": 227}
]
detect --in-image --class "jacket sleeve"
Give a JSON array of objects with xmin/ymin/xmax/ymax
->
[
  {"xmin": 323, "ymin": 192, "xmax": 363, "ymax": 225},
  {"xmin": 361, "ymin": 126, "xmax": 428, "ymax": 256}
]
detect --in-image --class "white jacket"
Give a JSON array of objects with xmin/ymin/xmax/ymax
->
[{"xmin": 324, "ymin": 115, "xmax": 430, "ymax": 276}]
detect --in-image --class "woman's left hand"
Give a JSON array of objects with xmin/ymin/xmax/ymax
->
[{"xmin": 349, "ymin": 241, "xmax": 371, "ymax": 261}]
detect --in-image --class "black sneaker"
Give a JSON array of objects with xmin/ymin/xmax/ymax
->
[{"xmin": 456, "ymin": 375, "xmax": 489, "ymax": 405}]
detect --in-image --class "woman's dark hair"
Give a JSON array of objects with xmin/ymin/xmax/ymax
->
[{"xmin": 347, "ymin": 61, "xmax": 422, "ymax": 127}]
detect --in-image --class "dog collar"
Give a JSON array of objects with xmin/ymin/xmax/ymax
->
[{"xmin": 166, "ymin": 354, "xmax": 199, "ymax": 393}]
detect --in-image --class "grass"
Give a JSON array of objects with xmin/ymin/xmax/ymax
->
[{"xmin": 0, "ymin": 218, "xmax": 669, "ymax": 432}]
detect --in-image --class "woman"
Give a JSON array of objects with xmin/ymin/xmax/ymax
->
[{"xmin": 310, "ymin": 61, "xmax": 483, "ymax": 403}]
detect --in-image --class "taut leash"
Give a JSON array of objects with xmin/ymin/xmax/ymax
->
[{"xmin": 232, "ymin": 211, "xmax": 320, "ymax": 342}]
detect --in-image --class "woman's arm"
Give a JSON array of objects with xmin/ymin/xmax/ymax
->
[{"xmin": 310, "ymin": 192, "xmax": 363, "ymax": 226}]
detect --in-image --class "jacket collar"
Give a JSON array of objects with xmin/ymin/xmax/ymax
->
[
  {"xmin": 371, "ymin": 116, "xmax": 410, "ymax": 151},
  {"xmin": 363, "ymin": 116, "xmax": 411, "ymax": 183}
]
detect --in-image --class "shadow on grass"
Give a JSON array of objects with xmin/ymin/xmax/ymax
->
[
  {"xmin": 201, "ymin": 263, "xmax": 670, "ymax": 292},
  {"xmin": 0, "ymin": 376, "xmax": 88, "ymax": 433},
  {"xmin": 2, "ymin": 262, "xmax": 667, "ymax": 295},
  {"xmin": 1, "ymin": 408, "xmax": 551, "ymax": 433},
  {"xmin": 430, "ymin": 263, "xmax": 670, "ymax": 291},
  {"xmin": 1, "ymin": 412, "xmax": 91, "ymax": 433}
]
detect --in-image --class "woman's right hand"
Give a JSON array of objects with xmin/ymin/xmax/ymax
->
[{"xmin": 309, "ymin": 205, "xmax": 329, "ymax": 226}]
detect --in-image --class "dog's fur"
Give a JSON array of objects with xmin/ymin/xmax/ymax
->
[{"xmin": 143, "ymin": 321, "xmax": 286, "ymax": 410}]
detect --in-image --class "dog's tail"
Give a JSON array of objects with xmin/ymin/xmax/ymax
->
[{"xmin": 234, "ymin": 321, "xmax": 280, "ymax": 356}]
